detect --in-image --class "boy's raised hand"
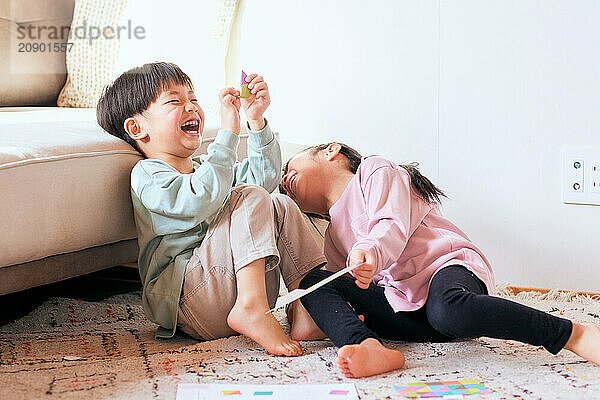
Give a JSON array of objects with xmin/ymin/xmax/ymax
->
[
  {"xmin": 219, "ymin": 88, "xmax": 241, "ymax": 135},
  {"xmin": 348, "ymin": 249, "xmax": 377, "ymax": 289},
  {"xmin": 242, "ymin": 73, "xmax": 270, "ymax": 131}
]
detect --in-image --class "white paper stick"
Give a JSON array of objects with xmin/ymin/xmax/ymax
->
[{"xmin": 267, "ymin": 262, "xmax": 366, "ymax": 314}]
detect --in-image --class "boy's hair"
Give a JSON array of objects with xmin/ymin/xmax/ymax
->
[
  {"xmin": 281, "ymin": 142, "xmax": 447, "ymax": 206},
  {"xmin": 96, "ymin": 62, "xmax": 194, "ymax": 156}
]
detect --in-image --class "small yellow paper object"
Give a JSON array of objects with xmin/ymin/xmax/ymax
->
[{"xmin": 240, "ymin": 70, "xmax": 251, "ymax": 98}]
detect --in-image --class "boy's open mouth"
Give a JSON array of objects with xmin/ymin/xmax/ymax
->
[{"xmin": 180, "ymin": 119, "xmax": 200, "ymax": 135}]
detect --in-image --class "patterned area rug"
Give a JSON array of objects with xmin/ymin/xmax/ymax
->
[{"xmin": 0, "ymin": 287, "xmax": 599, "ymax": 399}]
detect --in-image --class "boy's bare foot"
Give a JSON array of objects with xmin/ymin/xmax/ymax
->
[
  {"xmin": 227, "ymin": 300, "xmax": 302, "ymax": 356},
  {"xmin": 564, "ymin": 322, "xmax": 600, "ymax": 365},
  {"xmin": 288, "ymin": 300, "xmax": 327, "ymax": 341},
  {"xmin": 337, "ymin": 338, "xmax": 405, "ymax": 378}
]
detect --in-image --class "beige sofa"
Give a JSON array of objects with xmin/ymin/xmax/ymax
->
[
  {"xmin": 1, "ymin": 0, "xmax": 123, "ymax": 294},
  {"xmin": 0, "ymin": 0, "xmax": 180, "ymax": 294},
  {"xmin": 0, "ymin": 108, "xmax": 142, "ymax": 294}
]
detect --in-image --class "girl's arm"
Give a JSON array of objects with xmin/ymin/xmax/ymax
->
[{"xmin": 350, "ymin": 165, "xmax": 416, "ymax": 274}]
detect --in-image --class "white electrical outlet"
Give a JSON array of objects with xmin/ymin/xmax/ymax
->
[
  {"xmin": 566, "ymin": 159, "xmax": 584, "ymax": 192},
  {"xmin": 562, "ymin": 148, "xmax": 600, "ymax": 205}
]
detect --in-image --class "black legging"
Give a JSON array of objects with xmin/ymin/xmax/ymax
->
[{"xmin": 299, "ymin": 265, "xmax": 572, "ymax": 355}]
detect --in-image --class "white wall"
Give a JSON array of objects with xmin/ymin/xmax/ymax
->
[
  {"xmin": 116, "ymin": 0, "xmax": 227, "ymax": 118},
  {"xmin": 438, "ymin": 1, "xmax": 600, "ymax": 291},
  {"xmin": 230, "ymin": 0, "xmax": 600, "ymax": 291},
  {"xmin": 233, "ymin": 0, "xmax": 440, "ymax": 179}
]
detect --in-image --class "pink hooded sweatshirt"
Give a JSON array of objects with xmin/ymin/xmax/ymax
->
[{"xmin": 324, "ymin": 156, "xmax": 496, "ymax": 312}]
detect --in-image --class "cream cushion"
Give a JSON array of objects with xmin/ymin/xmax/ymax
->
[
  {"xmin": 57, "ymin": 0, "xmax": 126, "ymax": 107},
  {"xmin": 0, "ymin": 107, "xmax": 142, "ymax": 267}
]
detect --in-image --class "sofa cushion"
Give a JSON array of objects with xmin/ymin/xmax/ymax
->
[
  {"xmin": 0, "ymin": 107, "xmax": 143, "ymax": 267},
  {"xmin": 0, "ymin": 0, "xmax": 75, "ymax": 106}
]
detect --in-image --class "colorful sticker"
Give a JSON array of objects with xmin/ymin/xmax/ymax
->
[{"xmin": 394, "ymin": 379, "xmax": 492, "ymax": 398}]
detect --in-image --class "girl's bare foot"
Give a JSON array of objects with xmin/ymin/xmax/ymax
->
[
  {"xmin": 227, "ymin": 300, "xmax": 302, "ymax": 356},
  {"xmin": 564, "ymin": 322, "xmax": 600, "ymax": 365},
  {"xmin": 288, "ymin": 300, "xmax": 327, "ymax": 341},
  {"xmin": 336, "ymin": 338, "xmax": 405, "ymax": 378}
]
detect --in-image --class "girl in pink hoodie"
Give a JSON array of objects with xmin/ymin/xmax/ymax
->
[{"xmin": 281, "ymin": 142, "xmax": 600, "ymax": 378}]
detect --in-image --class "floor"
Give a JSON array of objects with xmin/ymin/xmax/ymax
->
[
  {"xmin": 1, "ymin": 267, "xmax": 598, "ymax": 399},
  {"xmin": 0, "ymin": 266, "xmax": 142, "ymax": 327}
]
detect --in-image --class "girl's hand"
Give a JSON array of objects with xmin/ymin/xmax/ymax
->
[
  {"xmin": 219, "ymin": 88, "xmax": 241, "ymax": 135},
  {"xmin": 241, "ymin": 73, "xmax": 270, "ymax": 130},
  {"xmin": 348, "ymin": 249, "xmax": 377, "ymax": 289}
]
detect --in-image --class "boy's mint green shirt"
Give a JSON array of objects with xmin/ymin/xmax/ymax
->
[{"xmin": 130, "ymin": 123, "xmax": 281, "ymax": 339}]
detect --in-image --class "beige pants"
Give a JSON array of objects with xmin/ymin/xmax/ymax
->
[{"xmin": 177, "ymin": 184, "xmax": 327, "ymax": 340}]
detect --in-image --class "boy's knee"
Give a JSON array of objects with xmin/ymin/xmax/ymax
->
[
  {"xmin": 235, "ymin": 183, "xmax": 269, "ymax": 196},
  {"xmin": 270, "ymin": 193, "xmax": 300, "ymax": 215},
  {"xmin": 233, "ymin": 184, "xmax": 271, "ymax": 206},
  {"xmin": 271, "ymin": 192, "xmax": 294, "ymax": 207}
]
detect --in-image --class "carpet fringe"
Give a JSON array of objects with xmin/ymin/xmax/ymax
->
[{"xmin": 496, "ymin": 282, "xmax": 600, "ymax": 304}]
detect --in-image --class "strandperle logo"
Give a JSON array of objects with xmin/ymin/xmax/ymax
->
[{"xmin": 16, "ymin": 19, "xmax": 146, "ymax": 46}]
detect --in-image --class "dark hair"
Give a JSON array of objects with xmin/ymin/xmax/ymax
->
[
  {"xmin": 96, "ymin": 61, "xmax": 194, "ymax": 156},
  {"xmin": 281, "ymin": 142, "xmax": 447, "ymax": 205}
]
